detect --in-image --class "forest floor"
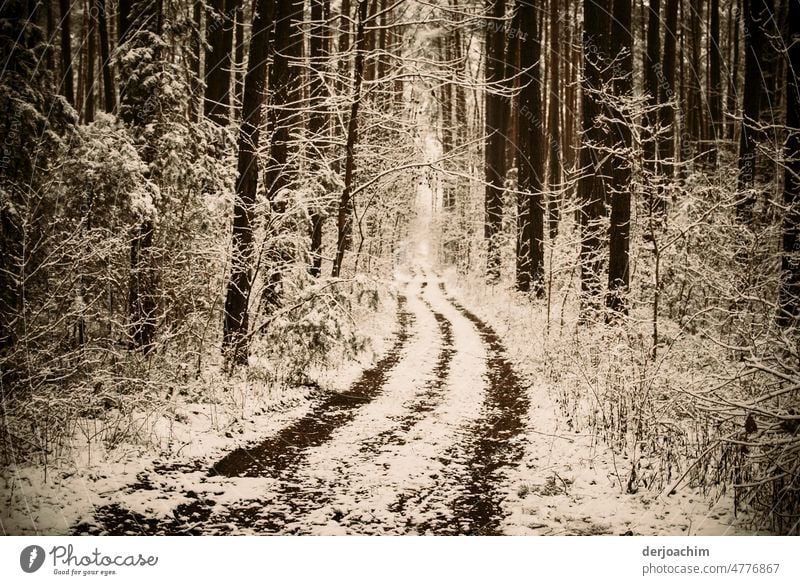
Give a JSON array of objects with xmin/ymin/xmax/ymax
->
[{"xmin": 1, "ymin": 243, "xmax": 757, "ymax": 536}]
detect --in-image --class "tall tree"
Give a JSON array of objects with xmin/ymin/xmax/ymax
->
[
  {"xmin": 778, "ymin": 0, "xmax": 800, "ymax": 325},
  {"xmin": 84, "ymin": 1, "xmax": 97, "ymax": 123},
  {"xmin": 309, "ymin": 0, "xmax": 332, "ymax": 277},
  {"xmin": 736, "ymin": 0, "xmax": 771, "ymax": 222},
  {"xmin": 578, "ymin": 0, "xmax": 610, "ymax": 315},
  {"xmin": 332, "ymin": 0, "xmax": 370, "ymax": 278},
  {"xmin": 643, "ymin": 0, "xmax": 660, "ymax": 181},
  {"xmin": 223, "ymin": 0, "xmax": 276, "ymax": 364},
  {"xmin": 726, "ymin": 0, "xmax": 741, "ymax": 141},
  {"xmin": 658, "ymin": 0, "xmax": 678, "ymax": 181},
  {"xmin": 96, "ymin": 0, "xmax": 115, "ymax": 113},
  {"xmin": 205, "ymin": 0, "xmax": 238, "ymax": 126},
  {"xmin": 708, "ymin": 0, "xmax": 722, "ymax": 160},
  {"xmin": 58, "ymin": 0, "xmax": 75, "ymax": 105},
  {"xmin": 606, "ymin": 0, "xmax": 633, "ymax": 315},
  {"xmin": 484, "ymin": 0, "xmax": 506, "ymax": 282},
  {"xmin": 515, "ymin": 0, "xmax": 544, "ymax": 296},
  {"xmin": 118, "ymin": 0, "xmax": 133, "ymax": 44},
  {"xmin": 261, "ymin": 0, "xmax": 304, "ymax": 308},
  {"xmin": 686, "ymin": 0, "xmax": 704, "ymax": 148},
  {"xmin": 546, "ymin": 0, "xmax": 561, "ymax": 240}
]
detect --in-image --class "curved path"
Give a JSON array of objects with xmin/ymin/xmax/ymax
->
[{"xmin": 75, "ymin": 265, "xmax": 530, "ymax": 535}]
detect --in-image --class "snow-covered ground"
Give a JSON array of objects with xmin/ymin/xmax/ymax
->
[
  {"xmin": 1, "ymin": 242, "xmax": 759, "ymax": 535},
  {"xmin": 0, "ymin": 189, "xmax": 763, "ymax": 535}
]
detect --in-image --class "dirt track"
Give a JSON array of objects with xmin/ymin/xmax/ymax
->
[{"xmin": 75, "ymin": 265, "xmax": 530, "ymax": 535}]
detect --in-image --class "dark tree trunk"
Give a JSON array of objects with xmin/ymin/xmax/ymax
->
[
  {"xmin": 84, "ymin": 2, "xmax": 96, "ymax": 123},
  {"xmin": 118, "ymin": 0, "xmax": 132, "ymax": 44},
  {"xmin": 778, "ymin": 0, "xmax": 800, "ymax": 325},
  {"xmin": 46, "ymin": 0, "xmax": 55, "ymax": 72},
  {"xmin": 484, "ymin": 0, "xmax": 505, "ymax": 282},
  {"xmin": 436, "ymin": 30, "xmax": 454, "ymax": 209},
  {"xmin": 643, "ymin": 0, "xmax": 660, "ymax": 180},
  {"xmin": 334, "ymin": 0, "xmax": 355, "ymax": 244},
  {"xmin": 205, "ymin": 0, "xmax": 237, "ymax": 126},
  {"xmin": 58, "ymin": 0, "xmax": 75, "ymax": 105},
  {"xmin": 515, "ymin": 0, "xmax": 544, "ymax": 296},
  {"xmin": 606, "ymin": 0, "xmax": 632, "ymax": 316},
  {"xmin": 309, "ymin": 0, "xmax": 331, "ymax": 277},
  {"xmin": 363, "ymin": 0, "xmax": 378, "ymax": 82},
  {"xmin": 687, "ymin": 0, "xmax": 704, "ymax": 148},
  {"xmin": 658, "ymin": 0, "xmax": 678, "ymax": 182},
  {"xmin": 736, "ymin": 0, "xmax": 770, "ymax": 222},
  {"xmin": 579, "ymin": 0, "xmax": 611, "ymax": 316},
  {"xmin": 726, "ymin": 0, "xmax": 741, "ymax": 141},
  {"xmin": 96, "ymin": 0, "xmax": 115, "ymax": 113},
  {"xmin": 332, "ymin": 0, "xmax": 370, "ymax": 278},
  {"xmin": 708, "ymin": 0, "xmax": 722, "ymax": 158},
  {"xmin": 547, "ymin": 0, "xmax": 561, "ymax": 240},
  {"xmin": 223, "ymin": 0, "xmax": 276, "ymax": 365},
  {"xmin": 261, "ymin": 0, "xmax": 304, "ymax": 307},
  {"xmin": 504, "ymin": 7, "xmax": 520, "ymax": 173}
]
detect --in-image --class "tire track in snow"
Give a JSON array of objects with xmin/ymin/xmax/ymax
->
[
  {"xmin": 389, "ymin": 279, "xmax": 530, "ymax": 535},
  {"xmin": 208, "ymin": 294, "xmax": 414, "ymax": 478},
  {"xmin": 360, "ymin": 286, "xmax": 455, "ymax": 451},
  {"xmin": 274, "ymin": 279, "xmax": 457, "ymax": 533},
  {"xmin": 318, "ymin": 272, "xmax": 489, "ymax": 534}
]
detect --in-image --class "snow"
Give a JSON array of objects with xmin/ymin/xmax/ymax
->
[{"xmin": 1, "ymin": 223, "xmax": 765, "ymax": 536}]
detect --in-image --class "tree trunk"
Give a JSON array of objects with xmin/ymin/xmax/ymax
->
[
  {"xmin": 579, "ymin": 0, "xmax": 610, "ymax": 316},
  {"xmin": 687, "ymin": 0, "xmax": 704, "ymax": 149},
  {"xmin": 606, "ymin": 0, "xmax": 632, "ymax": 316},
  {"xmin": 643, "ymin": 0, "xmax": 660, "ymax": 182},
  {"xmin": 484, "ymin": 0, "xmax": 505, "ymax": 282},
  {"xmin": 332, "ymin": 0, "xmax": 370, "ymax": 278},
  {"xmin": 58, "ymin": 0, "xmax": 75, "ymax": 105},
  {"xmin": 96, "ymin": 0, "xmax": 115, "ymax": 113},
  {"xmin": 222, "ymin": 0, "xmax": 276, "ymax": 365},
  {"xmin": 658, "ymin": 0, "xmax": 678, "ymax": 182},
  {"xmin": 377, "ymin": 0, "xmax": 390, "ymax": 84},
  {"xmin": 708, "ymin": 0, "xmax": 722, "ymax": 159},
  {"xmin": 363, "ymin": 0, "xmax": 378, "ymax": 82},
  {"xmin": 726, "ymin": 0, "xmax": 741, "ymax": 141},
  {"xmin": 84, "ymin": 1, "xmax": 96, "ymax": 123},
  {"xmin": 736, "ymin": 0, "xmax": 770, "ymax": 222},
  {"xmin": 205, "ymin": 0, "xmax": 237, "ymax": 126},
  {"xmin": 515, "ymin": 0, "xmax": 544, "ymax": 296},
  {"xmin": 261, "ymin": 0, "xmax": 304, "ymax": 308},
  {"xmin": 778, "ymin": 0, "xmax": 800, "ymax": 325},
  {"xmin": 547, "ymin": 0, "xmax": 561, "ymax": 240},
  {"xmin": 309, "ymin": 0, "xmax": 331, "ymax": 277},
  {"xmin": 118, "ymin": 0, "xmax": 132, "ymax": 44}
]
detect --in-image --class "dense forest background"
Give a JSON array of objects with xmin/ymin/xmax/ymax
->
[{"xmin": 1, "ymin": 0, "xmax": 799, "ymax": 534}]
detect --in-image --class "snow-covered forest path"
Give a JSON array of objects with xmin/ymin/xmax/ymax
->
[{"xmin": 73, "ymin": 244, "xmax": 534, "ymax": 535}]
